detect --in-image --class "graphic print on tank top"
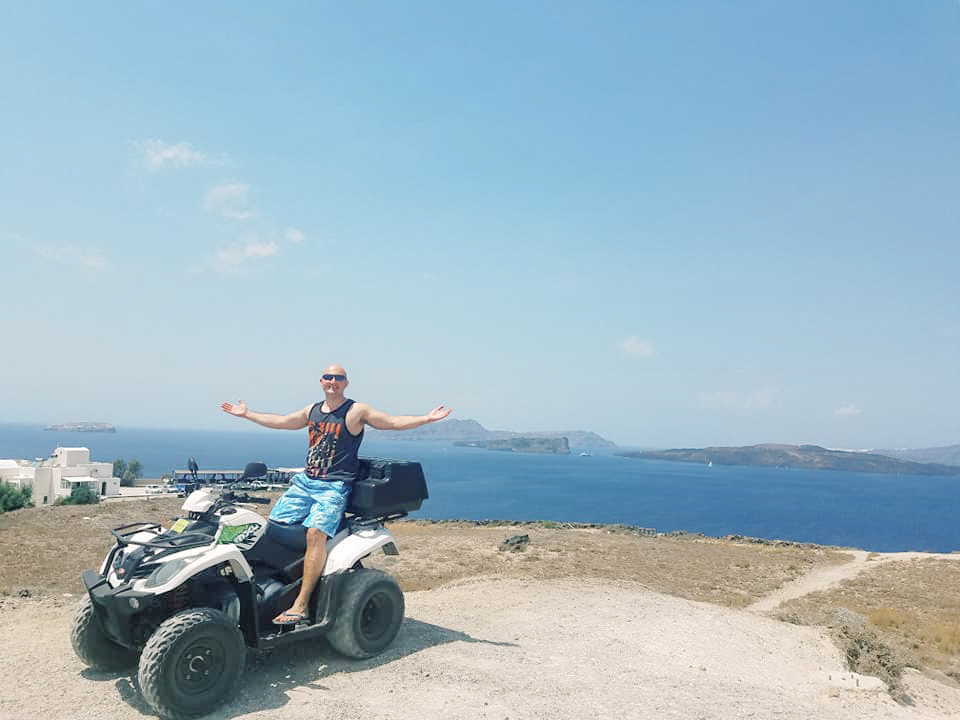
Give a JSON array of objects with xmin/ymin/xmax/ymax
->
[
  {"xmin": 304, "ymin": 400, "xmax": 363, "ymax": 480},
  {"xmin": 306, "ymin": 419, "xmax": 340, "ymax": 478}
]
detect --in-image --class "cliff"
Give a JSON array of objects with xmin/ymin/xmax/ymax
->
[{"xmin": 620, "ymin": 443, "xmax": 960, "ymax": 476}]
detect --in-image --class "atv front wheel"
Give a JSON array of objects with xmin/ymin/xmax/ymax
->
[
  {"xmin": 138, "ymin": 608, "xmax": 245, "ymax": 719},
  {"xmin": 327, "ymin": 568, "xmax": 404, "ymax": 659},
  {"xmin": 70, "ymin": 594, "xmax": 138, "ymax": 671}
]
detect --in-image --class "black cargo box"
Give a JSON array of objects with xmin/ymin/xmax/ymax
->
[{"xmin": 347, "ymin": 458, "xmax": 428, "ymax": 517}]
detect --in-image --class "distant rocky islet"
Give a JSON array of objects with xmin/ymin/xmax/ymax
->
[
  {"xmin": 368, "ymin": 418, "xmax": 613, "ymax": 454},
  {"xmin": 44, "ymin": 422, "xmax": 116, "ymax": 433},
  {"xmin": 371, "ymin": 420, "xmax": 960, "ymax": 471},
  {"xmin": 623, "ymin": 443, "xmax": 960, "ymax": 476}
]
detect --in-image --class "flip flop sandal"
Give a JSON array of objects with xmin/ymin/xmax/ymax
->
[{"xmin": 273, "ymin": 611, "xmax": 308, "ymax": 625}]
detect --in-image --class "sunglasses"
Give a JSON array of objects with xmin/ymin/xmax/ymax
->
[{"xmin": 322, "ymin": 373, "xmax": 347, "ymax": 381}]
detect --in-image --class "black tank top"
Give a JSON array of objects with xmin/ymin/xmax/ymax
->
[{"xmin": 304, "ymin": 399, "xmax": 364, "ymax": 481}]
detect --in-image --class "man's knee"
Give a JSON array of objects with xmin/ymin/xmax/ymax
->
[{"xmin": 306, "ymin": 527, "xmax": 328, "ymax": 544}]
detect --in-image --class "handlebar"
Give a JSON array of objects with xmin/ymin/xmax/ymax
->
[{"xmin": 219, "ymin": 490, "xmax": 272, "ymax": 506}]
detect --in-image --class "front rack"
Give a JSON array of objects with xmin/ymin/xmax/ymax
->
[{"xmin": 111, "ymin": 522, "xmax": 214, "ymax": 553}]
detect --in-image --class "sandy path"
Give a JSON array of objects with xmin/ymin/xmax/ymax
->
[
  {"xmin": 3, "ymin": 577, "xmax": 960, "ymax": 720},
  {"xmin": 748, "ymin": 551, "xmax": 960, "ymax": 614}
]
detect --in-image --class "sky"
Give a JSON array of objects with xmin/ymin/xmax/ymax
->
[{"xmin": 1, "ymin": 2, "xmax": 958, "ymax": 450}]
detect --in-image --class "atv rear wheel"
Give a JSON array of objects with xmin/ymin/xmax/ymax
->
[
  {"xmin": 327, "ymin": 568, "xmax": 404, "ymax": 659},
  {"xmin": 138, "ymin": 608, "xmax": 245, "ymax": 719},
  {"xmin": 70, "ymin": 594, "xmax": 138, "ymax": 671}
]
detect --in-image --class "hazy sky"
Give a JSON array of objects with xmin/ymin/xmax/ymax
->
[{"xmin": 2, "ymin": 2, "xmax": 958, "ymax": 449}]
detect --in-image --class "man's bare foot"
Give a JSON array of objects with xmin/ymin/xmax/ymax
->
[{"xmin": 273, "ymin": 609, "xmax": 308, "ymax": 625}]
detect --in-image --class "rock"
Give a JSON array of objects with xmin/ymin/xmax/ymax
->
[{"xmin": 499, "ymin": 534, "xmax": 530, "ymax": 552}]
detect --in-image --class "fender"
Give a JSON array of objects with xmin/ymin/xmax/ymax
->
[
  {"xmin": 98, "ymin": 542, "xmax": 120, "ymax": 576},
  {"xmin": 324, "ymin": 524, "xmax": 395, "ymax": 574},
  {"xmin": 128, "ymin": 544, "xmax": 255, "ymax": 594}
]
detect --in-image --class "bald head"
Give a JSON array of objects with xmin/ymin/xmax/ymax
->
[{"xmin": 323, "ymin": 364, "xmax": 347, "ymax": 379}]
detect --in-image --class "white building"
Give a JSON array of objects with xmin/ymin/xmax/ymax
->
[{"xmin": 0, "ymin": 447, "xmax": 121, "ymax": 505}]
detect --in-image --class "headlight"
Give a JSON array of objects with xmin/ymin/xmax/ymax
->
[{"xmin": 144, "ymin": 558, "xmax": 189, "ymax": 588}]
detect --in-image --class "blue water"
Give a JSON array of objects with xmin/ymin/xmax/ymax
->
[{"xmin": 1, "ymin": 422, "xmax": 957, "ymax": 552}]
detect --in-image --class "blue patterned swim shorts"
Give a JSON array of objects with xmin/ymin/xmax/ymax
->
[{"xmin": 269, "ymin": 472, "xmax": 351, "ymax": 537}]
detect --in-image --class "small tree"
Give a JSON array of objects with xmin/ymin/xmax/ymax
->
[
  {"xmin": 0, "ymin": 482, "xmax": 33, "ymax": 513},
  {"xmin": 113, "ymin": 458, "xmax": 128, "ymax": 485},
  {"xmin": 113, "ymin": 458, "xmax": 143, "ymax": 486},
  {"xmin": 60, "ymin": 485, "xmax": 100, "ymax": 506}
]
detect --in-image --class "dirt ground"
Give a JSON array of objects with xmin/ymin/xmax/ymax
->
[{"xmin": 3, "ymin": 495, "xmax": 960, "ymax": 719}]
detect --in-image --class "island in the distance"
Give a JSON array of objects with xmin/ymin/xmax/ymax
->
[
  {"xmin": 620, "ymin": 444, "xmax": 960, "ymax": 476},
  {"xmin": 367, "ymin": 418, "xmax": 614, "ymax": 452},
  {"xmin": 454, "ymin": 436, "xmax": 570, "ymax": 454},
  {"xmin": 45, "ymin": 422, "xmax": 116, "ymax": 433}
]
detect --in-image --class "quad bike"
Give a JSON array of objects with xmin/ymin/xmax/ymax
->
[{"xmin": 71, "ymin": 459, "xmax": 427, "ymax": 719}]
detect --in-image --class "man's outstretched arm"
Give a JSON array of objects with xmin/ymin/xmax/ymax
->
[
  {"xmin": 221, "ymin": 400, "xmax": 312, "ymax": 430},
  {"xmin": 356, "ymin": 404, "xmax": 452, "ymax": 431}
]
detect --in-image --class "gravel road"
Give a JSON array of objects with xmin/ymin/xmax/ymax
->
[{"xmin": 3, "ymin": 576, "xmax": 960, "ymax": 720}]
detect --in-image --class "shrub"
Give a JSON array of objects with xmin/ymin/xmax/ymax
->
[
  {"xmin": 828, "ymin": 608, "xmax": 909, "ymax": 702},
  {"xmin": 777, "ymin": 605, "xmax": 913, "ymax": 703},
  {"xmin": 59, "ymin": 485, "xmax": 100, "ymax": 506},
  {"xmin": 0, "ymin": 482, "xmax": 33, "ymax": 513}
]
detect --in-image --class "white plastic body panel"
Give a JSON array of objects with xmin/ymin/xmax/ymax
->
[{"xmin": 324, "ymin": 524, "xmax": 395, "ymax": 574}]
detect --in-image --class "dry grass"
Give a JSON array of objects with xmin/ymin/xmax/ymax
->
[
  {"xmin": 777, "ymin": 557, "xmax": 960, "ymax": 681},
  {"xmin": 0, "ymin": 495, "xmax": 844, "ymax": 609},
  {"xmin": 0, "ymin": 496, "xmax": 189, "ymax": 599},
  {"xmin": 363, "ymin": 520, "xmax": 848, "ymax": 610}
]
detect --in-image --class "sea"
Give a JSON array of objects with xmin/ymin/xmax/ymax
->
[{"xmin": 1, "ymin": 422, "xmax": 957, "ymax": 553}]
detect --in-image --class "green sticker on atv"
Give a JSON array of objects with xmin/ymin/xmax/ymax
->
[
  {"xmin": 170, "ymin": 518, "xmax": 189, "ymax": 533},
  {"xmin": 219, "ymin": 524, "xmax": 257, "ymax": 544}
]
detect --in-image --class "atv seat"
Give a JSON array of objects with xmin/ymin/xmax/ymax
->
[
  {"xmin": 244, "ymin": 519, "xmax": 308, "ymax": 578},
  {"xmin": 261, "ymin": 519, "xmax": 308, "ymax": 552}
]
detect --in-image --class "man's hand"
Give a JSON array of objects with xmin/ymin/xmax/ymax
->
[
  {"xmin": 221, "ymin": 400, "xmax": 248, "ymax": 417},
  {"xmin": 427, "ymin": 405, "xmax": 452, "ymax": 422}
]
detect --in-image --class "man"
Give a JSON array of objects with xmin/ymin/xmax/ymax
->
[{"xmin": 221, "ymin": 364, "xmax": 451, "ymax": 625}]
